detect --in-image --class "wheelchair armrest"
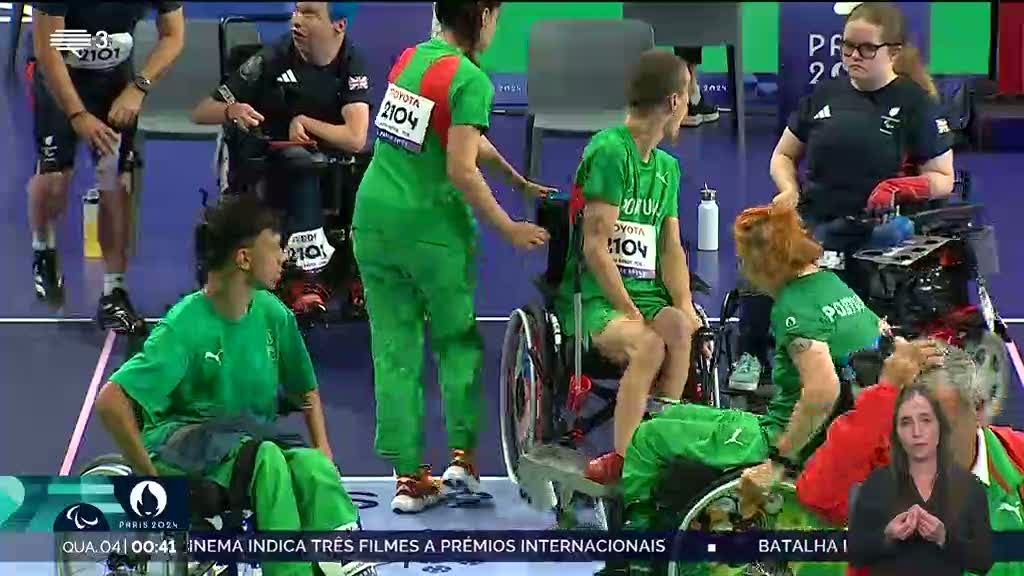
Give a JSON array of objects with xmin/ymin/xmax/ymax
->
[
  {"xmin": 907, "ymin": 203, "xmax": 981, "ymax": 233},
  {"xmin": 268, "ymin": 140, "xmax": 318, "ymax": 151}
]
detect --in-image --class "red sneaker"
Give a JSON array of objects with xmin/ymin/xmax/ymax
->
[
  {"xmin": 391, "ymin": 465, "xmax": 443, "ymax": 514},
  {"xmin": 292, "ymin": 278, "xmax": 331, "ymax": 317},
  {"xmin": 585, "ymin": 452, "xmax": 624, "ymax": 485}
]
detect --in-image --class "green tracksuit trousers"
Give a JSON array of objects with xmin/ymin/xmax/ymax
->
[
  {"xmin": 622, "ymin": 404, "xmax": 770, "ymax": 529},
  {"xmin": 353, "ymin": 229, "xmax": 484, "ymax": 476},
  {"xmin": 156, "ymin": 441, "xmax": 360, "ymax": 576}
]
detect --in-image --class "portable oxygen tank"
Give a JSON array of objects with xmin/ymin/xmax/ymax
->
[{"xmin": 697, "ymin": 183, "xmax": 719, "ymax": 251}]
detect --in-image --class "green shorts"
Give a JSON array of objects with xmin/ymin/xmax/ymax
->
[{"xmin": 560, "ymin": 291, "xmax": 672, "ymax": 339}]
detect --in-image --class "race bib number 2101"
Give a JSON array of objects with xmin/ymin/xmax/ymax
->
[{"xmin": 375, "ymin": 83, "xmax": 435, "ymax": 153}]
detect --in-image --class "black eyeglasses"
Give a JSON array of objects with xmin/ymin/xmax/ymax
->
[{"xmin": 841, "ymin": 40, "xmax": 902, "ymax": 60}]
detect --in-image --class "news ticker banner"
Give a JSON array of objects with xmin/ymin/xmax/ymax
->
[
  {"xmin": 59, "ymin": 530, "xmax": 848, "ymax": 564},
  {"xmin": 0, "ymin": 476, "xmax": 189, "ymax": 532},
  {"xmin": 49, "ymin": 530, "xmax": 1024, "ymax": 564}
]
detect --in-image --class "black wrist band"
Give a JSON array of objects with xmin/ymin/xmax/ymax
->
[{"xmin": 768, "ymin": 446, "xmax": 798, "ymax": 469}]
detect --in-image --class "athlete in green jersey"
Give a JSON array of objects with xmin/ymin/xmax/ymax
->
[
  {"xmin": 620, "ymin": 205, "xmax": 883, "ymax": 532},
  {"xmin": 554, "ymin": 50, "xmax": 700, "ymax": 486},
  {"xmin": 95, "ymin": 196, "xmax": 373, "ymax": 576},
  {"xmin": 352, "ymin": 0, "xmax": 551, "ymax": 514}
]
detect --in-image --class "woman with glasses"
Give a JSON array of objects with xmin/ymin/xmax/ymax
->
[{"xmin": 727, "ymin": 1, "xmax": 956, "ymax": 391}]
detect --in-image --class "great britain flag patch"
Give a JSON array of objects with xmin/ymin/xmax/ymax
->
[{"xmin": 348, "ymin": 75, "xmax": 368, "ymax": 90}]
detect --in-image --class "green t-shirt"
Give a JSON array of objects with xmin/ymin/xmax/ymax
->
[
  {"xmin": 558, "ymin": 125, "xmax": 681, "ymax": 307},
  {"xmin": 353, "ymin": 37, "xmax": 494, "ymax": 247},
  {"xmin": 761, "ymin": 270, "xmax": 881, "ymax": 458},
  {"xmin": 109, "ymin": 290, "xmax": 318, "ymax": 452}
]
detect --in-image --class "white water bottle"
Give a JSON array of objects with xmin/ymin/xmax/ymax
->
[{"xmin": 697, "ymin": 183, "xmax": 719, "ymax": 251}]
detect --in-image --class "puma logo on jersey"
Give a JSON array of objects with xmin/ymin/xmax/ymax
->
[
  {"xmin": 277, "ymin": 69, "xmax": 298, "ymax": 84},
  {"xmin": 204, "ymin": 350, "xmax": 223, "ymax": 365},
  {"xmin": 655, "ymin": 172, "xmax": 669, "ymax": 186},
  {"xmin": 813, "ymin": 105, "xmax": 831, "ymax": 120},
  {"xmin": 724, "ymin": 427, "xmax": 744, "ymax": 446},
  {"xmin": 999, "ymin": 502, "xmax": 1022, "ymax": 522},
  {"xmin": 936, "ymin": 118, "xmax": 950, "ymax": 134}
]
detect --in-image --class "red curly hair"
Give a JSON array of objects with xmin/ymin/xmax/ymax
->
[{"xmin": 733, "ymin": 205, "xmax": 823, "ymax": 293}]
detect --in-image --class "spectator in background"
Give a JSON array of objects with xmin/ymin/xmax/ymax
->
[{"xmin": 673, "ymin": 46, "xmax": 721, "ymax": 127}]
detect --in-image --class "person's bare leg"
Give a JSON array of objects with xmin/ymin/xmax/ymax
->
[
  {"xmin": 98, "ymin": 182, "xmax": 129, "ymax": 276},
  {"xmin": 592, "ymin": 318, "xmax": 667, "ymax": 455},
  {"xmin": 649, "ymin": 306, "xmax": 699, "ymax": 400},
  {"xmin": 28, "ymin": 171, "xmax": 71, "ymax": 248}
]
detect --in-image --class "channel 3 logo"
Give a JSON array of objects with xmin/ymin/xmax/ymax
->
[{"xmin": 49, "ymin": 29, "xmax": 110, "ymax": 53}]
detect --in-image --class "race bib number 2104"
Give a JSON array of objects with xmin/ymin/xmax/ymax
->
[
  {"xmin": 609, "ymin": 221, "xmax": 657, "ymax": 279},
  {"xmin": 375, "ymin": 83, "xmax": 435, "ymax": 153}
]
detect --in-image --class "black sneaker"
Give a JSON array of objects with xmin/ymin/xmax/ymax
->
[
  {"xmin": 682, "ymin": 98, "xmax": 721, "ymax": 127},
  {"xmin": 98, "ymin": 288, "xmax": 145, "ymax": 334},
  {"xmin": 33, "ymin": 249, "xmax": 64, "ymax": 303}
]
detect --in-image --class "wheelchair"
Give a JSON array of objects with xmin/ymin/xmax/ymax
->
[
  {"xmin": 54, "ymin": 396, "xmax": 377, "ymax": 576},
  {"xmin": 717, "ymin": 169, "xmax": 1010, "ymax": 406},
  {"xmin": 191, "ymin": 16, "xmax": 371, "ymax": 326},
  {"xmin": 498, "ymin": 193, "xmax": 721, "ymax": 526}
]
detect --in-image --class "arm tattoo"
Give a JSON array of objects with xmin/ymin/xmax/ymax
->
[{"xmin": 788, "ymin": 337, "xmax": 814, "ymax": 357}]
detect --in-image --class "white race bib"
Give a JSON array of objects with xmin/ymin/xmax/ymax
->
[
  {"xmin": 375, "ymin": 83, "xmax": 435, "ymax": 153},
  {"xmin": 65, "ymin": 32, "xmax": 133, "ymax": 70},
  {"xmin": 818, "ymin": 250, "xmax": 845, "ymax": 270},
  {"xmin": 608, "ymin": 221, "xmax": 657, "ymax": 279},
  {"xmin": 286, "ymin": 228, "xmax": 336, "ymax": 273}
]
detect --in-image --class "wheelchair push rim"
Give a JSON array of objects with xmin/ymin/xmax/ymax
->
[
  {"xmin": 499, "ymin": 308, "xmax": 544, "ymax": 486},
  {"xmin": 667, "ymin": 475, "xmax": 816, "ymax": 576}
]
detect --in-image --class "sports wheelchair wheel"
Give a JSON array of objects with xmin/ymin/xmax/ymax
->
[
  {"xmin": 499, "ymin": 306, "xmax": 553, "ymax": 487},
  {"xmin": 665, "ymin": 470, "xmax": 842, "ymax": 576}
]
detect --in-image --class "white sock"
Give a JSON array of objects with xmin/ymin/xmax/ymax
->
[
  {"xmin": 32, "ymin": 231, "xmax": 46, "ymax": 251},
  {"xmin": 691, "ymin": 89, "xmax": 703, "ymax": 107},
  {"xmin": 103, "ymin": 273, "xmax": 125, "ymax": 296}
]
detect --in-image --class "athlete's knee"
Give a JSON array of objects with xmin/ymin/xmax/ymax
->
[
  {"xmin": 287, "ymin": 448, "xmax": 339, "ymax": 479},
  {"xmin": 626, "ymin": 327, "xmax": 666, "ymax": 368},
  {"xmin": 254, "ymin": 441, "xmax": 290, "ymax": 476},
  {"xmin": 31, "ymin": 170, "xmax": 71, "ymax": 195},
  {"xmin": 653, "ymin": 306, "xmax": 699, "ymax": 348}
]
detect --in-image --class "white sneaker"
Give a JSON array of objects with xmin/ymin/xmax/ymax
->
[
  {"xmin": 441, "ymin": 449, "xmax": 481, "ymax": 494},
  {"xmin": 729, "ymin": 353, "xmax": 762, "ymax": 392}
]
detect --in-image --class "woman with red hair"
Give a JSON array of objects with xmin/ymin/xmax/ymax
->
[{"xmin": 619, "ymin": 205, "xmax": 884, "ymax": 532}]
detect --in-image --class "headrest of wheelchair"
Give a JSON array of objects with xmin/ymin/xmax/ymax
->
[{"xmin": 536, "ymin": 195, "xmax": 571, "ymax": 236}]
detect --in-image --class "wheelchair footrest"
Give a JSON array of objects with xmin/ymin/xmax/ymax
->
[{"xmin": 518, "ymin": 444, "xmax": 618, "ymax": 512}]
